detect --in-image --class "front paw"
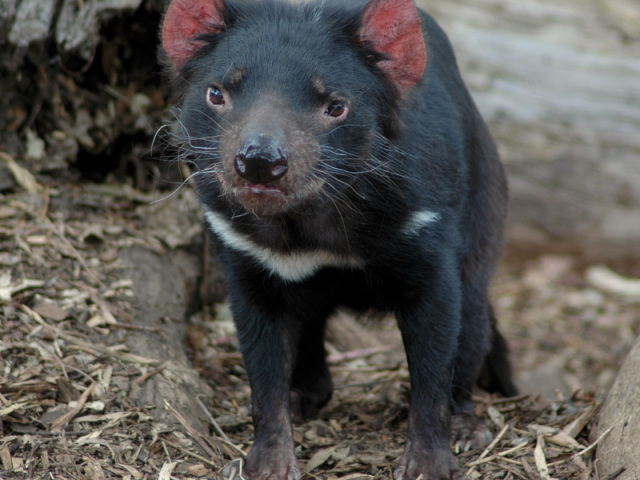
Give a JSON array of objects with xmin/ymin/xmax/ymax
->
[
  {"xmin": 450, "ymin": 411, "xmax": 492, "ymax": 453},
  {"xmin": 393, "ymin": 441, "xmax": 463, "ymax": 480}
]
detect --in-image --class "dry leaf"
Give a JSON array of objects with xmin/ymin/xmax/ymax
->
[
  {"xmin": 86, "ymin": 312, "xmax": 117, "ymax": 328},
  {"xmin": 0, "ymin": 446, "xmax": 12, "ymax": 470},
  {"xmin": 84, "ymin": 458, "xmax": 107, "ymax": 480},
  {"xmin": 34, "ymin": 302, "xmax": 69, "ymax": 321},
  {"xmin": 534, "ymin": 436, "xmax": 555, "ymax": 480},
  {"xmin": 0, "ymin": 151, "xmax": 40, "ymax": 192},
  {"xmin": 119, "ymin": 464, "xmax": 144, "ymax": 480},
  {"xmin": 487, "ymin": 405, "xmax": 505, "ymax": 428},
  {"xmin": 304, "ymin": 445, "xmax": 338, "ymax": 473},
  {"xmin": 187, "ymin": 463, "xmax": 212, "ymax": 476},
  {"xmin": 158, "ymin": 461, "xmax": 178, "ymax": 480}
]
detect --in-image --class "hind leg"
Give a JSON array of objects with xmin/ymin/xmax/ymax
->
[
  {"xmin": 290, "ymin": 317, "xmax": 333, "ymax": 423},
  {"xmin": 450, "ymin": 289, "xmax": 496, "ymax": 452},
  {"xmin": 480, "ymin": 304, "xmax": 518, "ymax": 397},
  {"xmin": 451, "ymin": 288, "xmax": 518, "ymax": 451}
]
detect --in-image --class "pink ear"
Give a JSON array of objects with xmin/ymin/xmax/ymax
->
[
  {"xmin": 162, "ymin": 0, "xmax": 226, "ymax": 71},
  {"xmin": 360, "ymin": 0, "xmax": 426, "ymax": 96}
]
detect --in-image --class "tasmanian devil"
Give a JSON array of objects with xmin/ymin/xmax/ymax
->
[{"xmin": 160, "ymin": 0, "xmax": 517, "ymax": 478}]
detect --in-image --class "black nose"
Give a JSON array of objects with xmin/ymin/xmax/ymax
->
[{"xmin": 234, "ymin": 133, "xmax": 288, "ymax": 185}]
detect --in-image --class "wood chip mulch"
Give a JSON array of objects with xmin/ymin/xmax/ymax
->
[{"xmin": 2, "ymin": 171, "xmax": 640, "ymax": 480}]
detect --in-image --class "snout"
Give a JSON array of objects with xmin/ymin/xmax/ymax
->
[
  {"xmin": 216, "ymin": 97, "xmax": 322, "ymax": 216},
  {"xmin": 234, "ymin": 133, "xmax": 288, "ymax": 185}
]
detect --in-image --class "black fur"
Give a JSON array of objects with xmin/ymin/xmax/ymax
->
[{"xmin": 162, "ymin": 0, "xmax": 516, "ymax": 478}]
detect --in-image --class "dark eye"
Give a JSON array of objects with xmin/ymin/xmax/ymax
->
[
  {"xmin": 325, "ymin": 100, "xmax": 347, "ymax": 118},
  {"xmin": 207, "ymin": 86, "xmax": 225, "ymax": 106}
]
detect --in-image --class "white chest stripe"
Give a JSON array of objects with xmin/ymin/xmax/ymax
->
[
  {"xmin": 203, "ymin": 207, "xmax": 365, "ymax": 282},
  {"xmin": 403, "ymin": 210, "xmax": 441, "ymax": 236}
]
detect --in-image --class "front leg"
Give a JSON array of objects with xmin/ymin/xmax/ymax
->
[
  {"xmin": 229, "ymin": 290, "xmax": 300, "ymax": 480},
  {"xmin": 290, "ymin": 316, "xmax": 333, "ymax": 423},
  {"xmin": 394, "ymin": 257, "xmax": 464, "ymax": 480}
]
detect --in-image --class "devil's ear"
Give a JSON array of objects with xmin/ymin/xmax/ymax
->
[
  {"xmin": 359, "ymin": 0, "xmax": 427, "ymax": 96},
  {"xmin": 162, "ymin": 0, "xmax": 226, "ymax": 71}
]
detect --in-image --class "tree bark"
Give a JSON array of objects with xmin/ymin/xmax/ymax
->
[
  {"xmin": 117, "ymin": 245, "xmax": 214, "ymax": 433},
  {"xmin": 596, "ymin": 336, "xmax": 640, "ymax": 479}
]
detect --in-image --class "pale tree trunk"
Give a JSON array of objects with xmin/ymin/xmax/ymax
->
[
  {"xmin": 417, "ymin": 0, "xmax": 640, "ymax": 257},
  {"xmin": 596, "ymin": 336, "xmax": 640, "ymax": 479}
]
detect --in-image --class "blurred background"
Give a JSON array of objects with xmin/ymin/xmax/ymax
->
[{"xmin": 420, "ymin": 0, "xmax": 640, "ymax": 260}]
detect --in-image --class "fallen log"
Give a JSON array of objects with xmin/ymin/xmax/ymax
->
[
  {"xmin": 419, "ymin": 0, "xmax": 640, "ymax": 257},
  {"xmin": 596, "ymin": 336, "xmax": 640, "ymax": 479},
  {"xmin": 117, "ymin": 245, "xmax": 214, "ymax": 434}
]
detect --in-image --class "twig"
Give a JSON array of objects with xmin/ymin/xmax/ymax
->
[
  {"xmin": 547, "ymin": 426, "xmax": 613, "ymax": 467},
  {"xmin": 164, "ymin": 400, "xmax": 219, "ymax": 461},
  {"xmin": 563, "ymin": 405, "xmax": 598, "ymax": 439},
  {"xmin": 163, "ymin": 440, "xmax": 219, "ymax": 468},
  {"xmin": 465, "ymin": 424, "xmax": 509, "ymax": 476},
  {"xmin": 51, "ymin": 383, "xmax": 96, "ymax": 432},
  {"xmin": 161, "ymin": 440, "xmax": 172, "ymax": 463},
  {"xmin": 35, "ymin": 339, "xmax": 69, "ymax": 381},
  {"xmin": 218, "ymin": 436, "xmax": 247, "ymax": 458},
  {"xmin": 479, "ymin": 424, "xmax": 509, "ymax": 460},
  {"xmin": 500, "ymin": 465, "xmax": 529, "ymax": 480},
  {"xmin": 465, "ymin": 441, "xmax": 532, "ymax": 468},
  {"xmin": 196, "ymin": 396, "xmax": 232, "ymax": 444},
  {"xmin": 134, "ymin": 366, "xmax": 165, "ymax": 386}
]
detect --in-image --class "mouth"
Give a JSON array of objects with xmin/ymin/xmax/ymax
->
[
  {"xmin": 233, "ymin": 183, "xmax": 290, "ymax": 216},
  {"xmin": 240, "ymin": 183, "xmax": 286, "ymax": 195}
]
